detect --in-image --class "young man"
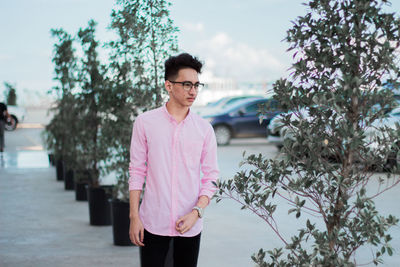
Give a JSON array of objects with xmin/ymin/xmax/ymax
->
[
  {"xmin": 128, "ymin": 53, "xmax": 219, "ymax": 267},
  {"xmin": 0, "ymin": 102, "xmax": 11, "ymax": 152}
]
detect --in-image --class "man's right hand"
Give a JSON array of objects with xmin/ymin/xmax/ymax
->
[{"xmin": 129, "ymin": 216, "xmax": 145, "ymax": 246}]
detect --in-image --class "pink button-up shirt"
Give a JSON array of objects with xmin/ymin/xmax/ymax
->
[{"xmin": 128, "ymin": 103, "xmax": 219, "ymax": 237}]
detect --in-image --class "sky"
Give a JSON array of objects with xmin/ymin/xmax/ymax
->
[{"xmin": 0, "ymin": 0, "xmax": 400, "ymax": 105}]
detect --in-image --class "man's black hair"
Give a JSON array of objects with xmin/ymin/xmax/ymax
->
[{"xmin": 164, "ymin": 53, "xmax": 203, "ymax": 80}]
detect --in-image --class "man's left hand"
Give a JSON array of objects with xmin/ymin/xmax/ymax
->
[{"xmin": 175, "ymin": 210, "xmax": 199, "ymax": 234}]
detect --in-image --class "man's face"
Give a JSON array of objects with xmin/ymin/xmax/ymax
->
[{"xmin": 166, "ymin": 68, "xmax": 199, "ymax": 108}]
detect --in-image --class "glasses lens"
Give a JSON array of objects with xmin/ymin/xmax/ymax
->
[
  {"xmin": 195, "ymin": 83, "xmax": 204, "ymax": 91},
  {"xmin": 183, "ymin": 82, "xmax": 193, "ymax": 91}
]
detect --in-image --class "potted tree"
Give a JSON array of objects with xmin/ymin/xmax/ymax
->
[
  {"xmin": 44, "ymin": 93, "xmax": 80, "ymax": 189},
  {"xmin": 60, "ymin": 93, "xmax": 83, "ymax": 191},
  {"xmin": 100, "ymin": 76, "xmax": 135, "ymax": 244},
  {"xmin": 44, "ymin": 28, "xmax": 78, "ymax": 183},
  {"xmin": 75, "ymin": 20, "xmax": 112, "ymax": 226}
]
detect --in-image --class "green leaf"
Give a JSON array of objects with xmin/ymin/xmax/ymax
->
[
  {"xmin": 288, "ymin": 208, "xmax": 296, "ymax": 214},
  {"xmin": 387, "ymin": 247, "xmax": 393, "ymax": 256}
]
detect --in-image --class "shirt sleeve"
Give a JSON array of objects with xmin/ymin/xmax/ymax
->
[
  {"xmin": 199, "ymin": 124, "xmax": 219, "ymax": 200},
  {"xmin": 128, "ymin": 115, "xmax": 148, "ymax": 191}
]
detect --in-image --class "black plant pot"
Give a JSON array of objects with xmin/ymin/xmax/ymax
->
[
  {"xmin": 75, "ymin": 182, "xmax": 88, "ymax": 201},
  {"xmin": 48, "ymin": 154, "xmax": 55, "ymax": 166},
  {"xmin": 86, "ymin": 185, "xmax": 113, "ymax": 226},
  {"xmin": 64, "ymin": 169, "xmax": 75, "ymax": 190},
  {"xmin": 56, "ymin": 159, "xmax": 64, "ymax": 181},
  {"xmin": 110, "ymin": 199, "xmax": 134, "ymax": 246}
]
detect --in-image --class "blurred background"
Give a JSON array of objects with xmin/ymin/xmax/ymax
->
[{"xmin": 2, "ymin": 1, "xmax": 400, "ymax": 267}]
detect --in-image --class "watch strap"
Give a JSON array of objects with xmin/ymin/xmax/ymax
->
[{"xmin": 192, "ymin": 206, "xmax": 203, "ymax": 218}]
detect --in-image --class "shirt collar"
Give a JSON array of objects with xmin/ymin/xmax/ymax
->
[{"xmin": 163, "ymin": 102, "xmax": 192, "ymax": 124}]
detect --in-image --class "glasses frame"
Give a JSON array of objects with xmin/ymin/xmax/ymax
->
[{"xmin": 168, "ymin": 80, "xmax": 205, "ymax": 91}]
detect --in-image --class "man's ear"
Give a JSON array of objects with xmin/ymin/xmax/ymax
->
[{"xmin": 165, "ymin": 80, "xmax": 172, "ymax": 93}]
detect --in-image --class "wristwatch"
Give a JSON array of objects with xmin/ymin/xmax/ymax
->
[{"xmin": 192, "ymin": 206, "xmax": 204, "ymax": 218}]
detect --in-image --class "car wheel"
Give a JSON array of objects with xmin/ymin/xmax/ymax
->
[
  {"xmin": 214, "ymin": 125, "xmax": 231, "ymax": 146},
  {"xmin": 5, "ymin": 115, "xmax": 18, "ymax": 131}
]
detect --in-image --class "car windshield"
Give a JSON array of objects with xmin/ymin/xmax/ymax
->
[
  {"xmin": 222, "ymin": 98, "xmax": 268, "ymax": 113},
  {"xmin": 221, "ymin": 96, "xmax": 264, "ymax": 109},
  {"xmin": 206, "ymin": 95, "xmax": 264, "ymax": 109},
  {"xmin": 206, "ymin": 97, "xmax": 227, "ymax": 107}
]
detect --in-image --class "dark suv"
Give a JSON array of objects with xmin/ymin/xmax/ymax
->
[{"xmin": 204, "ymin": 98, "xmax": 280, "ymax": 145}]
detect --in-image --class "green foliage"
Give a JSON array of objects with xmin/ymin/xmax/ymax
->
[
  {"xmin": 216, "ymin": 0, "xmax": 400, "ymax": 266},
  {"xmin": 103, "ymin": 0, "xmax": 179, "ymax": 201},
  {"xmin": 74, "ymin": 19, "xmax": 109, "ymax": 187},
  {"xmin": 3, "ymin": 82, "xmax": 17, "ymax": 105},
  {"xmin": 109, "ymin": 0, "xmax": 178, "ymax": 108},
  {"xmin": 49, "ymin": 28, "xmax": 77, "ymax": 97},
  {"xmin": 44, "ymin": 28, "xmax": 78, "ymax": 165},
  {"xmin": 45, "ymin": 21, "xmax": 109, "ymax": 187}
]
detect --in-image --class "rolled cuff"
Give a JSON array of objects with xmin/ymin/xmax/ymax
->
[
  {"xmin": 129, "ymin": 182, "xmax": 144, "ymax": 191},
  {"xmin": 199, "ymin": 186, "xmax": 217, "ymax": 200},
  {"xmin": 128, "ymin": 174, "xmax": 145, "ymax": 191}
]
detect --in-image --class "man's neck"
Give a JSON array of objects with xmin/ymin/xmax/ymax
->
[{"xmin": 166, "ymin": 101, "xmax": 189, "ymax": 123}]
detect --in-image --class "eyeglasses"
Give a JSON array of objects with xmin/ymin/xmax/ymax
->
[{"xmin": 168, "ymin": 80, "xmax": 205, "ymax": 91}]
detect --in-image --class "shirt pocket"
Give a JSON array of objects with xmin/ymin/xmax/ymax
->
[{"xmin": 183, "ymin": 140, "xmax": 203, "ymax": 169}]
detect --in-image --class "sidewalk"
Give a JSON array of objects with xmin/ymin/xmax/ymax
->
[{"xmin": 0, "ymin": 151, "xmax": 140, "ymax": 267}]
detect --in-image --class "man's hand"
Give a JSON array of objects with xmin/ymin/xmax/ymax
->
[
  {"xmin": 175, "ymin": 210, "xmax": 199, "ymax": 234},
  {"xmin": 129, "ymin": 216, "xmax": 145, "ymax": 246}
]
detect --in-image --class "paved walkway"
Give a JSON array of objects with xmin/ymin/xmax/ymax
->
[{"xmin": 0, "ymin": 151, "xmax": 140, "ymax": 267}]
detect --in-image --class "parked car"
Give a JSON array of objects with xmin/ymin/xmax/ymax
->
[
  {"xmin": 204, "ymin": 98, "xmax": 281, "ymax": 145},
  {"xmin": 192, "ymin": 95, "xmax": 264, "ymax": 117},
  {"xmin": 5, "ymin": 105, "xmax": 26, "ymax": 131}
]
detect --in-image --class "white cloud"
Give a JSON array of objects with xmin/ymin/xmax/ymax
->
[
  {"xmin": 187, "ymin": 32, "xmax": 287, "ymax": 82},
  {"xmin": 209, "ymin": 32, "xmax": 232, "ymax": 48}
]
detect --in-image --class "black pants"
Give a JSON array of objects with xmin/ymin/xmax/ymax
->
[{"xmin": 140, "ymin": 229, "xmax": 201, "ymax": 267}]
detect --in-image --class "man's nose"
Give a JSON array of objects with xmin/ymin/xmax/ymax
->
[{"xmin": 188, "ymin": 87, "xmax": 197, "ymax": 95}]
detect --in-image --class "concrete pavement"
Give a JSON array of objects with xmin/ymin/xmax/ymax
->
[{"xmin": 0, "ymin": 152, "xmax": 140, "ymax": 267}]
